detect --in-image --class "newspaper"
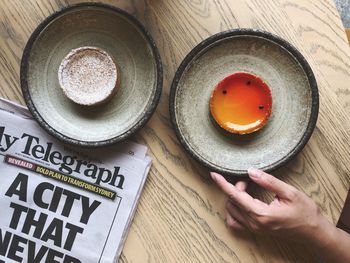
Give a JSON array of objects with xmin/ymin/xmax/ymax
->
[{"xmin": 0, "ymin": 98, "xmax": 151, "ymax": 263}]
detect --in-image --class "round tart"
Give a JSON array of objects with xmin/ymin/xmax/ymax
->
[
  {"xmin": 58, "ymin": 46, "xmax": 120, "ymax": 106},
  {"xmin": 210, "ymin": 72, "xmax": 272, "ymax": 134}
]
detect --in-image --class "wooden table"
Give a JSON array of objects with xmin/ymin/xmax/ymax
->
[{"xmin": 1, "ymin": 0, "xmax": 350, "ymax": 262}]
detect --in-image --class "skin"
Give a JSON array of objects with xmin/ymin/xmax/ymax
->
[{"xmin": 210, "ymin": 168, "xmax": 350, "ymax": 263}]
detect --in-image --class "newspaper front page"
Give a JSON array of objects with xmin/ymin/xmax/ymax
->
[{"xmin": 0, "ymin": 98, "xmax": 151, "ymax": 263}]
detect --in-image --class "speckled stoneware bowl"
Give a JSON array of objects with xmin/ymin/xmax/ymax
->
[
  {"xmin": 21, "ymin": 3, "xmax": 162, "ymax": 147},
  {"xmin": 170, "ymin": 29, "xmax": 319, "ymax": 177}
]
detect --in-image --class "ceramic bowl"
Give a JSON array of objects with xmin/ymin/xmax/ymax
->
[
  {"xmin": 170, "ymin": 29, "xmax": 319, "ymax": 177},
  {"xmin": 21, "ymin": 3, "xmax": 162, "ymax": 147}
]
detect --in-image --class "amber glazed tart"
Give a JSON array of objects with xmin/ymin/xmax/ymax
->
[
  {"xmin": 210, "ymin": 72, "xmax": 272, "ymax": 135},
  {"xmin": 170, "ymin": 29, "xmax": 319, "ymax": 178}
]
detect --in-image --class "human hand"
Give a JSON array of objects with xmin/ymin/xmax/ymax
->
[{"xmin": 210, "ymin": 168, "xmax": 332, "ymax": 244}]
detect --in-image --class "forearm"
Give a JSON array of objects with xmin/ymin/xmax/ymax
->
[{"xmin": 312, "ymin": 217, "xmax": 350, "ymax": 263}]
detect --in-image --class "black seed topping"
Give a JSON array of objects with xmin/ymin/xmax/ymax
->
[
  {"xmin": 223, "ymin": 90, "xmax": 227, "ymax": 94},
  {"xmin": 259, "ymin": 105, "xmax": 264, "ymax": 110},
  {"xmin": 246, "ymin": 80, "xmax": 251, "ymax": 86}
]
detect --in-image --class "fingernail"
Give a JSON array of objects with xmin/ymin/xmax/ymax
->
[
  {"xmin": 226, "ymin": 212, "xmax": 235, "ymax": 226},
  {"xmin": 210, "ymin": 172, "xmax": 217, "ymax": 181},
  {"xmin": 248, "ymin": 168, "xmax": 262, "ymax": 178}
]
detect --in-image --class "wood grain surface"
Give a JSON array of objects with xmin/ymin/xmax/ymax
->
[{"xmin": 1, "ymin": 0, "xmax": 350, "ymax": 262}]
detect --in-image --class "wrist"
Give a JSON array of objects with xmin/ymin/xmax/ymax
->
[
  {"xmin": 309, "ymin": 215, "xmax": 338, "ymax": 249},
  {"xmin": 308, "ymin": 215, "xmax": 350, "ymax": 263}
]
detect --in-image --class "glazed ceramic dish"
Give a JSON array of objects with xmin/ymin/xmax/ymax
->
[
  {"xmin": 21, "ymin": 3, "xmax": 162, "ymax": 147},
  {"xmin": 170, "ymin": 29, "xmax": 319, "ymax": 177}
]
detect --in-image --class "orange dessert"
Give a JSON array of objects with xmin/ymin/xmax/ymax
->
[{"xmin": 210, "ymin": 72, "xmax": 272, "ymax": 134}]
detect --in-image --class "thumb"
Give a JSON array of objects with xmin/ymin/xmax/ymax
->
[{"xmin": 247, "ymin": 168, "xmax": 296, "ymax": 200}]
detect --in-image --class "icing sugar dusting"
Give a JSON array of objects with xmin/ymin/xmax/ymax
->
[{"xmin": 58, "ymin": 47, "xmax": 118, "ymax": 106}]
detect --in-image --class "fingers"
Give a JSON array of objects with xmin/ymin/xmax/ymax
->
[
  {"xmin": 235, "ymin": 181, "xmax": 248, "ymax": 192},
  {"xmin": 226, "ymin": 200, "xmax": 246, "ymax": 225},
  {"xmin": 226, "ymin": 211, "xmax": 245, "ymax": 231},
  {"xmin": 247, "ymin": 168, "xmax": 296, "ymax": 200},
  {"xmin": 210, "ymin": 172, "xmax": 260, "ymax": 212}
]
